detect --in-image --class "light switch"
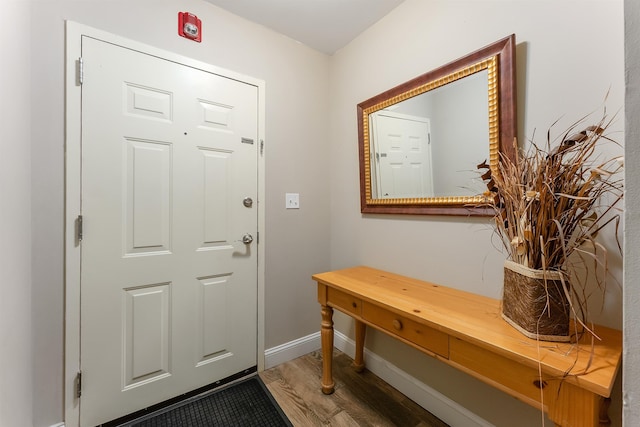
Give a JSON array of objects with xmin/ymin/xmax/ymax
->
[{"xmin": 286, "ymin": 193, "xmax": 300, "ymax": 209}]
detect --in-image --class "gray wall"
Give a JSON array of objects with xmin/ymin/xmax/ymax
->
[
  {"xmin": 624, "ymin": 0, "xmax": 640, "ymax": 425},
  {"xmin": 0, "ymin": 1, "xmax": 33, "ymax": 426}
]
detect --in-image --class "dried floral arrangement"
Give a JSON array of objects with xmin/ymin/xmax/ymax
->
[{"xmin": 479, "ymin": 112, "xmax": 624, "ymax": 338}]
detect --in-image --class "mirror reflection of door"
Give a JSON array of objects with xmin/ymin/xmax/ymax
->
[
  {"xmin": 367, "ymin": 69, "xmax": 490, "ymax": 200},
  {"xmin": 370, "ymin": 111, "xmax": 433, "ymax": 198}
]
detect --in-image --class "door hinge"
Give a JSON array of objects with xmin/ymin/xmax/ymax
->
[
  {"xmin": 75, "ymin": 371, "xmax": 82, "ymax": 398},
  {"xmin": 77, "ymin": 57, "xmax": 84, "ymax": 85},
  {"xmin": 257, "ymin": 231, "xmax": 259, "ymax": 244},
  {"xmin": 260, "ymin": 139, "xmax": 264, "ymax": 155},
  {"xmin": 76, "ymin": 215, "xmax": 83, "ymax": 243}
]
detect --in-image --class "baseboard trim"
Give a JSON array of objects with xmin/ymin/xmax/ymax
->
[
  {"xmin": 49, "ymin": 423, "xmax": 65, "ymax": 427},
  {"xmin": 264, "ymin": 331, "xmax": 321, "ymax": 369},
  {"xmin": 263, "ymin": 331, "xmax": 492, "ymax": 427}
]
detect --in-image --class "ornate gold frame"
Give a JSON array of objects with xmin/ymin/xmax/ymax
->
[{"xmin": 357, "ymin": 34, "xmax": 516, "ymax": 216}]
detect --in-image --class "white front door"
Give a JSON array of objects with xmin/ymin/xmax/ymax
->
[{"xmin": 79, "ymin": 36, "xmax": 259, "ymax": 426}]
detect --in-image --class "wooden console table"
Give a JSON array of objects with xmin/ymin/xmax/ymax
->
[{"xmin": 313, "ymin": 266, "xmax": 622, "ymax": 427}]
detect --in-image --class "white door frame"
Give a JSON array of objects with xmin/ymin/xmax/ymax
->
[{"xmin": 64, "ymin": 21, "xmax": 266, "ymax": 427}]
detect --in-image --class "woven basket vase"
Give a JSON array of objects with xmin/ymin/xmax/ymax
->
[{"xmin": 502, "ymin": 260, "xmax": 571, "ymax": 342}]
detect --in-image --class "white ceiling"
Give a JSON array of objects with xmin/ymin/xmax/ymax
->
[{"xmin": 203, "ymin": 0, "xmax": 405, "ymax": 55}]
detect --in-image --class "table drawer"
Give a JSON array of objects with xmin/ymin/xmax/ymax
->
[
  {"xmin": 362, "ymin": 302, "xmax": 449, "ymax": 358},
  {"xmin": 449, "ymin": 337, "xmax": 548, "ymax": 405},
  {"xmin": 327, "ymin": 287, "xmax": 362, "ymax": 316}
]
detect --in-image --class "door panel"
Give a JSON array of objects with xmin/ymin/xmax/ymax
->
[
  {"xmin": 201, "ymin": 148, "xmax": 231, "ymax": 246},
  {"xmin": 195, "ymin": 274, "xmax": 232, "ymax": 366},
  {"xmin": 123, "ymin": 283, "xmax": 171, "ymax": 389},
  {"xmin": 80, "ymin": 36, "xmax": 258, "ymax": 426},
  {"xmin": 125, "ymin": 139, "xmax": 172, "ymax": 254}
]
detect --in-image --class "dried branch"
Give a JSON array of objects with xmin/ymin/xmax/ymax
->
[{"xmin": 479, "ymin": 111, "xmax": 623, "ymax": 333}]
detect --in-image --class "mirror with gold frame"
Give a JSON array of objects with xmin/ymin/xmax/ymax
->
[{"xmin": 358, "ymin": 34, "xmax": 517, "ymax": 216}]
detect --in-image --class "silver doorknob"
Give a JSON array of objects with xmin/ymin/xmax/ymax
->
[{"xmin": 242, "ymin": 233, "xmax": 254, "ymax": 244}]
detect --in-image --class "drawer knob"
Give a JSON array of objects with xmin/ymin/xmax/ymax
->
[
  {"xmin": 533, "ymin": 379, "xmax": 547, "ymax": 389},
  {"xmin": 352, "ymin": 302, "xmax": 358, "ymax": 308},
  {"xmin": 392, "ymin": 319, "xmax": 403, "ymax": 330}
]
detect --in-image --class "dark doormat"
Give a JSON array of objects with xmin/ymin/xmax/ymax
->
[{"xmin": 129, "ymin": 376, "xmax": 292, "ymax": 427}]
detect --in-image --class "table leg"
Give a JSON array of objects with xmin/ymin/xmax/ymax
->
[
  {"xmin": 546, "ymin": 380, "xmax": 601, "ymax": 427},
  {"xmin": 320, "ymin": 305, "xmax": 335, "ymax": 394},
  {"xmin": 353, "ymin": 320, "xmax": 366, "ymax": 373},
  {"xmin": 599, "ymin": 397, "xmax": 612, "ymax": 426}
]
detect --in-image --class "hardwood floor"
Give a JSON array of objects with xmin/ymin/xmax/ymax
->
[{"xmin": 260, "ymin": 350, "xmax": 449, "ymax": 427}]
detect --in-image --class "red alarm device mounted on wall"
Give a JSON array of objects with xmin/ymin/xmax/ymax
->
[{"xmin": 178, "ymin": 12, "xmax": 202, "ymax": 42}]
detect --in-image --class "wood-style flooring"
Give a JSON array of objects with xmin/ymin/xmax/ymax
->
[{"xmin": 260, "ymin": 350, "xmax": 449, "ymax": 427}]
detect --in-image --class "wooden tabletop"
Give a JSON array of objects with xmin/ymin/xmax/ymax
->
[{"xmin": 312, "ymin": 266, "xmax": 622, "ymax": 398}]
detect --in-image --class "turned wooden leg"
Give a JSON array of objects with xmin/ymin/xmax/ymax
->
[
  {"xmin": 353, "ymin": 320, "xmax": 366, "ymax": 373},
  {"xmin": 320, "ymin": 305, "xmax": 335, "ymax": 394},
  {"xmin": 599, "ymin": 397, "xmax": 611, "ymax": 426}
]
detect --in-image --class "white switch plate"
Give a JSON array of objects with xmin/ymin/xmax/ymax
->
[{"xmin": 286, "ymin": 193, "xmax": 300, "ymax": 209}]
